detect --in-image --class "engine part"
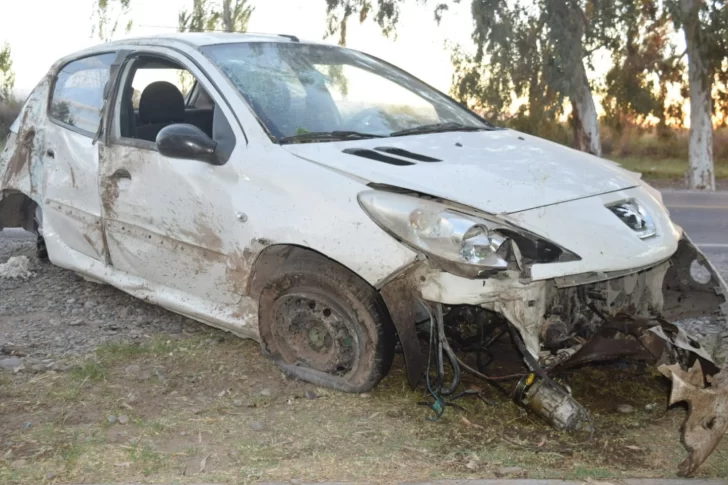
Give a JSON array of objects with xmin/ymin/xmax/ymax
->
[{"xmin": 513, "ymin": 373, "xmax": 593, "ymax": 433}]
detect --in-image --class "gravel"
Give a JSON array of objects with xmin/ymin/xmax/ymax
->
[{"xmin": 0, "ymin": 229, "xmax": 207, "ymax": 366}]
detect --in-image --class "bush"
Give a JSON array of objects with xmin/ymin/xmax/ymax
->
[{"xmin": 0, "ymin": 98, "xmax": 22, "ymax": 142}]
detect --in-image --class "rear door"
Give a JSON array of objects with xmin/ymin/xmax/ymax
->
[{"xmin": 43, "ymin": 52, "xmax": 116, "ymax": 261}]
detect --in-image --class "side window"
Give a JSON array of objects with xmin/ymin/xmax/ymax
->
[
  {"xmin": 50, "ymin": 53, "xmax": 116, "ymax": 135},
  {"xmin": 118, "ymin": 56, "xmax": 219, "ymax": 143}
]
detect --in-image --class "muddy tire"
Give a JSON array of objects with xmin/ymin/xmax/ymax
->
[{"xmin": 257, "ymin": 252, "xmax": 395, "ymax": 393}]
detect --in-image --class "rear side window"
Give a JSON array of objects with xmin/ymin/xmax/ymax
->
[{"xmin": 50, "ymin": 53, "xmax": 116, "ymax": 135}]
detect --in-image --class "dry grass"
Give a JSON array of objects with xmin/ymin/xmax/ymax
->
[
  {"xmin": 601, "ymin": 124, "xmax": 728, "ymax": 181},
  {"xmin": 1, "ymin": 329, "xmax": 726, "ymax": 484},
  {"xmin": 610, "ymin": 156, "xmax": 728, "ymax": 180}
]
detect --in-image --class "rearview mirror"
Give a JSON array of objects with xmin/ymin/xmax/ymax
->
[{"xmin": 156, "ymin": 123, "xmax": 220, "ymax": 165}]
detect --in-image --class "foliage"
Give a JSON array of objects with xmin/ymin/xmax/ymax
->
[
  {"xmin": 0, "ymin": 42, "xmax": 15, "ymax": 102},
  {"xmin": 91, "ymin": 0, "xmax": 133, "ymax": 42},
  {"xmin": 0, "ymin": 97, "xmax": 22, "ymax": 141},
  {"xmin": 601, "ymin": 1, "xmax": 686, "ymax": 134},
  {"xmin": 179, "ymin": 0, "xmax": 221, "ymax": 33},
  {"xmin": 222, "ymin": 0, "xmax": 254, "ymax": 33},
  {"xmin": 178, "ymin": 0, "xmax": 254, "ymax": 33},
  {"xmin": 447, "ymin": 1, "xmax": 626, "ymax": 153},
  {"xmin": 324, "ymin": 0, "xmax": 438, "ymax": 45}
]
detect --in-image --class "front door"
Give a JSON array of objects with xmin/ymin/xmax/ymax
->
[{"xmin": 98, "ymin": 49, "xmax": 246, "ymax": 305}]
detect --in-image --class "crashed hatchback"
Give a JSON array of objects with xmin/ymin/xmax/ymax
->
[{"xmin": 1, "ymin": 33, "xmax": 727, "ymax": 476}]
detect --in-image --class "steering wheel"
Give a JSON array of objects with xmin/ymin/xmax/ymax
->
[{"xmin": 343, "ymin": 107, "xmax": 390, "ymax": 133}]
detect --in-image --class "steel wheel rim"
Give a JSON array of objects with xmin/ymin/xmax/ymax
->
[{"xmin": 270, "ymin": 290, "xmax": 361, "ymax": 376}]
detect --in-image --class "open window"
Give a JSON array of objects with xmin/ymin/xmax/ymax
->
[
  {"xmin": 113, "ymin": 54, "xmax": 236, "ymax": 164},
  {"xmin": 115, "ymin": 56, "xmax": 218, "ymax": 143}
]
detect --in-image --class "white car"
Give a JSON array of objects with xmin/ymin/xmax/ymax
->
[{"xmin": 1, "ymin": 33, "xmax": 726, "ymax": 475}]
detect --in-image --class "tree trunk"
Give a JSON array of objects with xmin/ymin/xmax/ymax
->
[
  {"xmin": 681, "ymin": 0, "xmax": 715, "ymax": 191},
  {"xmin": 569, "ymin": 64, "xmax": 602, "ymax": 156},
  {"xmin": 544, "ymin": 0, "xmax": 602, "ymax": 157},
  {"xmin": 222, "ymin": 0, "xmax": 233, "ymax": 32}
]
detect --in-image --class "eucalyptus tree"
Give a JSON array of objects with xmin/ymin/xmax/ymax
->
[{"xmin": 666, "ymin": 0, "xmax": 727, "ymax": 190}]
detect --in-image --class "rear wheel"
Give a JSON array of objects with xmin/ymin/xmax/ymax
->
[{"xmin": 257, "ymin": 251, "xmax": 395, "ymax": 393}]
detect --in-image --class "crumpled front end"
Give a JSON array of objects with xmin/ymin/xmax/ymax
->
[{"xmin": 381, "ymin": 233, "xmax": 728, "ymax": 476}]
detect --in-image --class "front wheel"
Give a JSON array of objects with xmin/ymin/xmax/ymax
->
[{"xmin": 257, "ymin": 252, "xmax": 395, "ymax": 393}]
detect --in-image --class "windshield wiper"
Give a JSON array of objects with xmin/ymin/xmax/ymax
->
[
  {"xmin": 278, "ymin": 131, "xmax": 386, "ymax": 144},
  {"xmin": 390, "ymin": 122, "xmax": 490, "ymax": 137}
]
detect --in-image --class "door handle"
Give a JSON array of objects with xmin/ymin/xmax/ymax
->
[{"xmin": 110, "ymin": 168, "xmax": 131, "ymax": 180}]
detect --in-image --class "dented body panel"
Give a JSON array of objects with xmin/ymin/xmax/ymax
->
[{"xmin": 1, "ymin": 33, "xmax": 727, "ymax": 476}]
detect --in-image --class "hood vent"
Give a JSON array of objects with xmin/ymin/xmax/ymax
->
[
  {"xmin": 342, "ymin": 148, "xmax": 415, "ymax": 166},
  {"xmin": 342, "ymin": 147, "xmax": 443, "ymax": 166},
  {"xmin": 374, "ymin": 147, "xmax": 442, "ymax": 162}
]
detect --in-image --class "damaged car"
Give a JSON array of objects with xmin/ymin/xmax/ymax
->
[{"xmin": 1, "ymin": 33, "xmax": 726, "ymax": 476}]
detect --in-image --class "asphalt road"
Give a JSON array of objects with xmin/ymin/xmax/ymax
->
[{"xmin": 661, "ymin": 189, "xmax": 728, "ymax": 280}]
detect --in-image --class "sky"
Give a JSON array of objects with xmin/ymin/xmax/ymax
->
[{"xmin": 0, "ymin": 0, "xmax": 475, "ymax": 95}]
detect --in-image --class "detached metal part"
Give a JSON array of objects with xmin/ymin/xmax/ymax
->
[
  {"xmin": 656, "ymin": 236, "xmax": 728, "ymax": 476},
  {"xmin": 514, "ymin": 373, "xmax": 592, "ymax": 433},
  {"xmin": 659, "ymin": 362, "xmax": 728, "ymax": 477}
]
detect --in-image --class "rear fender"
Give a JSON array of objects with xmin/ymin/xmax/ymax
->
[{"xmin": 0, "ymin": 76, "xmax": 52, "ymax": 214}]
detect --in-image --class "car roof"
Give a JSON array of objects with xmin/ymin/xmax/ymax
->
[
  {"xmin": 51, "ymin": 32, "xmax": 328, "ymax": 70},
  {"xmin": 119, "ymin": 32, "xmax": 308, "ymax": 46}
]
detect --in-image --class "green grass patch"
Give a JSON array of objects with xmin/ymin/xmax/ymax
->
[
  {"xmin": 70, "ymin": 361, "xmax": 107, "ymax": 381},
  {"xmin": 96, "ymin": 337, "xmax": 182, "ymax": 363},
  {"xmin": 127, "ymin": 444, "xmax": 163, "ymax": 476},
  {"xmin": 610, "ymin": 156, "xmax": 728, "ymax": 179}
]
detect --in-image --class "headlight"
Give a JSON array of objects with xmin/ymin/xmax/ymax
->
[{"xmin": 358, "ymin": 190, "xmax": 579, "ymax": 278}]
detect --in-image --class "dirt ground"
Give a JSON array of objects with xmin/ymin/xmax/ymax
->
[
  {"xmin": 1, "ymin": 232, "xmax": 728, "ymax": 484},
  {"xmin": 2, "ymin": 331, "xmax": 728, "ymax": 484}
]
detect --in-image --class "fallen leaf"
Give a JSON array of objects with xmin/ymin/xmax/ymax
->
[
  {"xmin": 625, "ymin": 445, "xmax": 642, "ymax": 451},
  {"xmin": 537, "ymin": 436, "xmax": 547, "ymax": 447},
  {"xmin": 461, "ymin": 416, "xmax": 483, "ymax": 429},
  {"xmin": 199, "ymin": 454, "xmax": 211, "ymax": 473}
]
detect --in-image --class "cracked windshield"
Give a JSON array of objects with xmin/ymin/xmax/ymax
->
[{"xmin": 202, "ymin": 42, "xmax": 487, "ymax": 141}]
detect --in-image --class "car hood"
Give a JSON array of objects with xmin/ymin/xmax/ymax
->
[{"xmin": 283, "ymin": 129, "xmax": 641, "ymax": 214}]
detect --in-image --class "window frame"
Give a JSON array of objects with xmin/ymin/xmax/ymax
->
[
  {"xmin": 111, "ymin": 53, "xmax": 189, "ymax": 151},
  {"xmin": 47, "ymin": 51, "xmax": 118, "ymax": 138},
  {"xmin": 106, "ymin": 49, "xmax": 238, "ymax": 164}
]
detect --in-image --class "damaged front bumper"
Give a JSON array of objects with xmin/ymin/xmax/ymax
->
[{"xmin": 380, "ymin": 234, "xmax": 728, "ymax": 476}]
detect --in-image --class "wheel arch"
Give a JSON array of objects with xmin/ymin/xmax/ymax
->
[
  {"xmin": 248, "ymin": 244, "xmax": 366, "ymax": 300},
  {"xmin": 247, "ymin": 243, "xmax": 425, "ymax": 389},
  {"xmin": 0, "ymin": 190, "xmax": 39, "ymax": 232}
]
